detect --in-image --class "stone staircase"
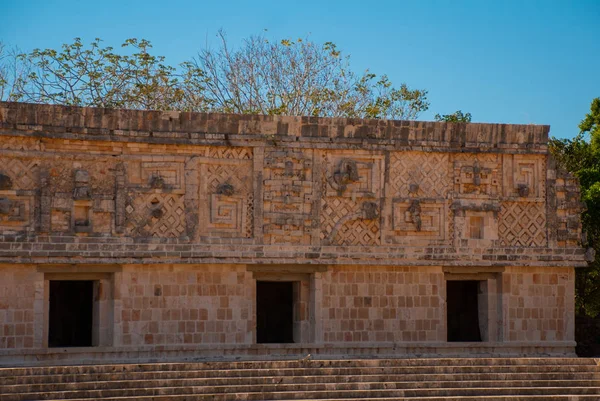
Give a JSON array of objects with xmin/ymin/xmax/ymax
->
[{"xmin": 1, "ymin": 358, "xmax": 600, "ymax": 400}]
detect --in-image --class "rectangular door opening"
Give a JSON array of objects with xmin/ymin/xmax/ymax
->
[
  {"xmin": 256, "ymin": 281, "xmax": 294, "ymax": 343},
  {"xmin": 49, "ymin": 280, "xmax": 94, "ymax": 347},
  {"xmin": 447, "ymin": 280, "xmax": 482, "ymax": 342}
]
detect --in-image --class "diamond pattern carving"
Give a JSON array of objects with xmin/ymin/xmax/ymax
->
[
  {"xmin": 390, "ymin": 152, "xmax": 451, "ymax": 198},
  {"xmin": 334, "ymin": 218, "xmax": 380, "ymax": 246},
  {"xmin": 125, "ymin": 193, "xmax": 186, "ymax": 238},
  {"xmin": 499, "ymin": 201, "xmax": 547, "ymax": 247},
  {"xmin": 0, "ymin": 158, "xmax": 40, "ymax": 190},
  {"xmin": 320, "ymin": 197, "xmax": 380, "ymax": 246}
]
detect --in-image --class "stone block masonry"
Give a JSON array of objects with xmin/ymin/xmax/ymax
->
[{"xmin": 0, "ymin": 101, "xmax": 590, "ymax": 364}]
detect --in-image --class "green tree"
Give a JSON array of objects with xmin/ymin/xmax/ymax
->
[
  {"xmin": 549, "ymin": 98, "xmax": 600, "ymax": 317},
  {"xmin": 0, "ymin": 34, "xmax": 429, "ymax": 119},
  {"xmin": 434, "ymin": 110, "xmax": 472, "ymax": 123}
]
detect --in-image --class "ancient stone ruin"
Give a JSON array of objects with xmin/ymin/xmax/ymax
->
[{"xmin": 0, "ymin": 101, "xmax": 590, "ymax": 364}]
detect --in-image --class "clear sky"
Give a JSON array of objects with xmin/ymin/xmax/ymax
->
[{"xmin": 1, "ymin": 0, "xmax": 598, "ymax": 139}]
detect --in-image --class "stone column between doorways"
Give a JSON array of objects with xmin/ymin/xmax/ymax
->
[
  {"xmin": 442, "ymin": 266, "xmax": 505, "ymax": 343},
  {"xmin": 246, "ymin": 265, "xmax": 327, "ymax": 345},
  {"xmin": 36, "ymin": 264, "xmax": 119, "ymax": 348}
]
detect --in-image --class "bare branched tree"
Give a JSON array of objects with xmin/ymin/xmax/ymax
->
[
  {"xmin": 1, "ymin": 34, "xmax": 429, "ymax": 120},
  {"xmin": 194, "ymin": 31, "xmax": 429, "ymax": 119}
]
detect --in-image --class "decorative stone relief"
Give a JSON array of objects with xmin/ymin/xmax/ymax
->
[
  {"xmin": 453, "ymin": 156, "xmax": 500, "ymax": 197},
  {"xmin": 451, "ymin": 200, "xmax": 500, "ymax": 244},
  {"xmin": 0, "ymin": 136, "xmax": 42, "ymax": 151},
  {"xmin": 0, "ymin": 159, "xmax": 39, "ymax": 191},
  {"xmin": 320, "ymin": 151, "xmax": 383, "ymax": 246},
  {"xmin": 325, "ymin": 152, "xmax": 384, "ymax": 198},
  {"xmin": 392, "ymin": 200, "xmax": 446, "ymax": 240},
  {"xmin": 511, "ymin": 155, "xmax": 546, "ymax": 199},
  {"xmin": 263, "ymin": 148, "xmax": 313, "ymax": 244},
  {"xmin": 199, "ymin": 147, "xmax": 253, "ymax": 239},
  {"xmin": 320, "ymin": 197, "xmax": 379, "ymax": 246},
  {"xmin": 389, "ymin": 152, "xmax": 451, "ymax": 198},
  {"xmin": 499, "ymin": 202, "xmax": 547, "ymax": 247},
  {"xmin": 73, "ymin": 170, "xmax": 91, "ymax": 200},
  {"xmin": 125, "ymin": 193, "xmax": 186, "ymax": 238},
  {"xmin": 0, "ymin": 195, "xmax": 33, "ymax": 232}
]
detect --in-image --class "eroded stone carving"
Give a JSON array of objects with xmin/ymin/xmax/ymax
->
[
  {"xmin": 216, "ymin": 182, "xmax": 235, "ymax": 196},
  {"xmin": 332, "ymin": 159, "xmax": 359, "ymax": 193},
  {"xmin": 408, "ymin": 200, "xmax": 422, "ymax": 231},
  {"xmin": 0, "ymin": 174, "xmax": 13, "ymax": 190},
  {"xmin": 73, "ymin": 170, "xmax": 91, "ymax": 200},
  {"xmin": 362, "ymin": 201, "xmax": 379, "ymax": 220},
  {"xmin": 0, "ymin": 198, "xmax": 11, "ymax": 214}
]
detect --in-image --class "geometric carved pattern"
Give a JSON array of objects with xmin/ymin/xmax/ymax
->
[
  {"xmin": 320, "ymin": 197, "xmax": 380, "ymax": 246},
  {"xmin": 208, "ymin": 147, "xmax": 252, "ymax": 160},
  {"xmin": 263, "ymin": 149, "xmax": 313, "ymax": 244},
  {"xmin": 0, "ymin": 137, "xmax": 41, "ymax": 151},
  {"xmin": 392, "ymin": 200, "xmax": 445, "ymax": 240},
  {"xmin": 390, "ymin": 152, "xmax": 451, "ymax": 198},
  {"xmin": 333, "ymin": 217, "xmax": 379, "ymax": 246},
  {"xmin": 513, "ymin": 155, "xmax": 545, "ymax": 198},
  {"xmin": 200, "ymin": 161, "xmax": 253, "ymax": 238},
  {"xmin": 325, "ymin": 151, "xmax": 384, "ymax": 198},
  {"xmin": 124, "ymin": 193, "xmax": 186, "ymax": 238},
  {"xmin": 0, "ymin": 195, "xmax": 33, "ymax": 231},
  {"xmin": 499, "ymin": 201, "xmax": 547, "ymax": 247},
  {"xmin": 0, "ymin": 158, "xmax": 39, "ymax": 190},
  {"xmin": 208, "ymin": 194, "xmax": 246, "ymax": 234},
  {"xmin": 453, "ymin": 155, "xmax": 501, "ymax": 197}
]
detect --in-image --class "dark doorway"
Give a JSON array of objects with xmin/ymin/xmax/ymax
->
[
  {"xmin": 256, "ymin": 281, "xmax": 294, "ymax": 343},
  {"xmin": 49, "ymin": 280, "xmax": 94, "ymax": 347},
  {"xmin": 447, "ymin": 280, "xmax": 482, "ymax": 342}
]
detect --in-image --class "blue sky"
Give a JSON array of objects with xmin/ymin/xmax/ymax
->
[{"xmin": 1, "ymin": 0, "xmax": 598, "ymax": 139}]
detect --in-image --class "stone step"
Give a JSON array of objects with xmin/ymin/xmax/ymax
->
[
  {"xmin": 3, "ymin": 364, "xmax": 598, "ymax": 382},
  {"xmin": 48, "ymin": 396, "xmax": 600, "ymax": 401},
  {"xmin": 3, "ymin": 386, "xmax": 600, "ymax": 401},
  {"xmin": 4, "ymin": 372, "xmax": 600, "ymax": 389},
  {"xmin": 3, "ymin": 379, "xmax": 600, "ymax": 396},
  {"xmin": 0, "ymin": 358, "xmax": 593, "ymax": 377}
]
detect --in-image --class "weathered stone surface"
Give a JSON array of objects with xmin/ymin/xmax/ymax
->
[{"xmin": 0, "ymin": 102, "xmax": 589, "ymax": 361}]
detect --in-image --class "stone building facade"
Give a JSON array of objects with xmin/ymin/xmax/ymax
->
[{"xmin": 0, "ymin": 102, "xmax": 590, "ymax": 364}]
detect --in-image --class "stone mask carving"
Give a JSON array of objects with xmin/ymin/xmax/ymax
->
[
  {"xmin": 73, "ymin": 169, "xmax": 91, "ymax": 200},
  {"xmin": 333, "ymin": 159, "xmax": 359, "ymax": 192}
]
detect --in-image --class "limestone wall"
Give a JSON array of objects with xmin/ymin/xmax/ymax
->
[
  {"xmin": 0, "ymin": 263, "xmax": 576, "ymax": 352},
  {"xmin": 0, "ymin": 102, "xmax": 588, "ymax": 267}
]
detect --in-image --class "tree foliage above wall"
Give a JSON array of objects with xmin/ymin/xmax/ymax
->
[{"xmin": 0, "ymin": 33, "xmax": 430, "ymax": 120}]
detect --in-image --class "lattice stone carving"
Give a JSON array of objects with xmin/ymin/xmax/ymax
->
[
  {"xmin": 0, "ymin": 158, "xmax": 40, "ymax": 191},
  {"xmin": 333, "ymin": 217, "xmax": 379, "ymax": 246},
  {"xmin": 453, "ymin": 155, "xmax": 500, "ymax": 197},
  {"xmin": 125, "ymin": 193, "xmax": 186, "ymax": 238},
  {"xmin": 499, "ymin": 201, "xmax": 547, "ymax": 247},
  {"xmin": 392, "ymin": 200, "xmax": 445, "ymax": 240},
  {"xmin": 390, "ymin": 152, "xmax": 451, "ymax": 198},
  {"xmin": 320, "ymin": 197, "xmax": 380, "ymax": 246}
]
